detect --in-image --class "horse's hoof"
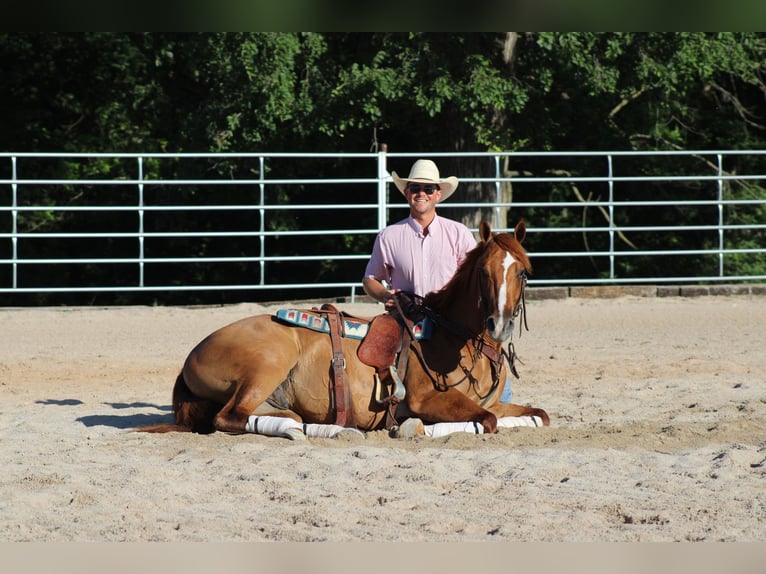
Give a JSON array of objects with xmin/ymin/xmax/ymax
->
[
  {"xmin": 283, "ymin": 428, "xmax": 308, "ymax": 441},
  {"xmin": 393, "ymin": 418, "xmax": 424, "ymax": 439}
]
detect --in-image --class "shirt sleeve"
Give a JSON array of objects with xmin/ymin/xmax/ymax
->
[{"xmin": 363, "ymin": 232, "xmax": 389, "ymax": 281}]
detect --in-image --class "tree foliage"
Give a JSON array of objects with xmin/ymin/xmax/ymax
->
[
  {"xmin": 1, "ymin": 32, "xmax": 764, "ymax": 304},
  {"xmin": 3, "ymin": 32, "xmax": 765, "ymax": 153}
]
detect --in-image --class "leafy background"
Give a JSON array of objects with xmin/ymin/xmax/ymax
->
[{"xmin": 1, "ymin": 33, "xmax": 764, "ymax": 305}]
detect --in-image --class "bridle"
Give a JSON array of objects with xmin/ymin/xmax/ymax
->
[{"xmin": 513, "ymin": 268, "xmax": 530, "ymax": 336}]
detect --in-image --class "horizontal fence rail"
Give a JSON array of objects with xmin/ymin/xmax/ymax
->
[{"xmin": 1, "ymin": 150, "xmax": 765, "ymax": 304}]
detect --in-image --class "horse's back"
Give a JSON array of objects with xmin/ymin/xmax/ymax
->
[{"xmin": 181, "ymin": 313, "xmax": 370, "ymax": 406}]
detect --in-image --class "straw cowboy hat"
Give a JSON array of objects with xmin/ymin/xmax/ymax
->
[{"xmin": 391, "ymin": 159, "xmax": 459, "ymax": 202}]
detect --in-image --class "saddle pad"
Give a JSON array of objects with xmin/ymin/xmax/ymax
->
[
  {"xmin": 275, "ymin": 309, "xmax": 432, "ymax": 340},
  {"xmin": 275, "ymin": 309, "xmax": 369, "ymax": 339}
]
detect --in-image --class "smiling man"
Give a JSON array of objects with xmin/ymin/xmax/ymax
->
[{"xmin": 362, "ymin": 159, "xmax": 477, "ymax": 308}]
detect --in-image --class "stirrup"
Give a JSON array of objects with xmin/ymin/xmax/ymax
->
[{"xmin": 373, "ymin": 366, "xmax": 406, "ymax": 404}]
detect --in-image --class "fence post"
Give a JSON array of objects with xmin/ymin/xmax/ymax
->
[
  {"xmin": 11, "ymin": 156, "xmax": 18, "ymax": 289},
  {"xmin": 137, "ymin": 156, "xmax": 145, "ymax": 288},
  {"xmin": 717, "ymin": 153, "xmax": 724, "ymax": 277},
  {"xmin": 493, "ymin": 154, "xmax": 502, "ymax": 230},
  {"xmin": 607, "ymin": 153, "xmax": 615, "ymax": 280},
  {"xmin": 376, "ymin": 145, "xmax": 389, "ymax": 230},
  {"xmin": 258, "ymin": 155, "xmax": 266, "ymax": 286}
]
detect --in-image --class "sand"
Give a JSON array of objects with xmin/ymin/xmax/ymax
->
[{"xmin": 1, "ymin": 294, "xmax": 764, "ymax": 542}]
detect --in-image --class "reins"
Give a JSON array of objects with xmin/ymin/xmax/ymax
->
[{"xmin": 514, "ymin": 269, "xmax": 530, "ymax": 336}]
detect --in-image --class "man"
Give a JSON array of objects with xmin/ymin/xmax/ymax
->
[
  {"xmin": 362, "ymin": 158, "xmax": 476, "ymax": 308},
  {"xmin": 362, "ymin": 158, "xmax": 514, "ymax": 403}
]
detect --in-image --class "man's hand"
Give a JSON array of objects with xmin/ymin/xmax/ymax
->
[
  {"xmin": 383, "ymin": 288, "xmax": 400, "ymax": 310},
  {"xmin": 363, "ymin": 276, "xmax": 399, "ymax": 309}
]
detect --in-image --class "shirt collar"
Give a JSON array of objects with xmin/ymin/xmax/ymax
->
[{"xmin": 407, "ymin": 214, "xmax": 441, "ymax": 236}]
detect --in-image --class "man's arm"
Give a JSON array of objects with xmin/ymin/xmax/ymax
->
[{"xmin": 362, "ymin": 276, "xmax": 397, "ymax": 309}]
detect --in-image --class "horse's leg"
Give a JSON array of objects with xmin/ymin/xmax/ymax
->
[
  {"xmin": 405, "ymin": 382, "xmax": 499, "ymax": 434},
  {"xmin": 182, "ymin": 316, "xmax": 304, "ymax": 434},
  {"xmin": 237, "ymin": 403, "xmax": 307, "ymax": 440},
  {"xmin": 489, "ymin": 403, "xmax": 550, "ymax": 426},
  {"xmin": 213, "ymin": 378, "xmax": 285, "ymax": 434}
]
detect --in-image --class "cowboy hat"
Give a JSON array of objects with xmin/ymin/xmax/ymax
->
[{"xmin": 391, "ymin": 159, "xmax": 459, "ymax": 202}]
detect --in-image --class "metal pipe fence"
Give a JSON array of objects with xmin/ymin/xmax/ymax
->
[{"xmin": 1, "ymin": 150, "xmax": 765, "ymax": 303}]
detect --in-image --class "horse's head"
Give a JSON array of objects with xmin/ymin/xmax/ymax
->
[{"xmin": 478, "ymin": 220, "xmax": 531, "ymax": 342}]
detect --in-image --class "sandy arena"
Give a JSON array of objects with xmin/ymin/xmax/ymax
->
[{"xmin": 1, "ymin": 292, "xmax": 764, "ymax": 542}]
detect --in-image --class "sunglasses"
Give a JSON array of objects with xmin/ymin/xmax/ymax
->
[{"xmin": 407, "ymin": 184, "xmax": 439, "ymax": 195}]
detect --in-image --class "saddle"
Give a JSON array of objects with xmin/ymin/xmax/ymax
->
[
  {"xmin": 357, "ymin": 291, "xmax": 425, "ymax": 427},
  {"xmin": 275, "ymin": 295, "xmax": 425, "ymax": 429},
  {"xmin": 357, "ymin": 312, "xmax": 409, "ymax": 409}
]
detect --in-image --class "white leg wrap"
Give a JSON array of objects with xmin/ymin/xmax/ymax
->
[
  {"xmin": 497, "ymin": 415, "xmax": 544, "ymax": 428},
  {"xmin": 245, "ymin": 415, "xmax": 302, "ymax": 437},
  {"xmin": 424, "ymin": 421, "xmax": 484, "ymax": 438},
  {"xmin": 302, "ymin": 423, "xmax": 364, "ymax": 439},
  {"xmin": 423, "ymin": 416, "xmax": 543, "ymax": 438},
  {"xmin": 245, "ymin": 415, "xmax": 540, "ymax": 440},
  {"xmin": 245, "ymin": 416, "xmax": 365, "ymax": 439}
]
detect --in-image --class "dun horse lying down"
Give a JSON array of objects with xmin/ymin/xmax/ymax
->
[{"xmin": 141, "ymin": 221, "xmax": 549, "ymax": 440}]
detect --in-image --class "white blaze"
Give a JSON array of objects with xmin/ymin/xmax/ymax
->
[{"xmin": 493, "ymin": 251, "xmax": 517, "ymax": 338}]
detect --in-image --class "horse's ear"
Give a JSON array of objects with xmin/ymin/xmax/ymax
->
[
  {"xmin": 479, "ymin": 220, "xmax": 492, "ymax": 243},
  {"xmin": 514, "ymin": 220, "xmax": 526, "ymax": 243}
]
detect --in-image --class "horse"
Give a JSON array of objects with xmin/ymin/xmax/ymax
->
[{"xmin": 140, "ymin": 220, "xmax": 549, "ymax": 438}]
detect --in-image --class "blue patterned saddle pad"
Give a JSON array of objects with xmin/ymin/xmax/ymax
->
[{"xmin": 275, "ymin": 309, "xmax": 432, "ymax": 340}]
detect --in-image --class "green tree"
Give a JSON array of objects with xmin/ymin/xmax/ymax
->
[{"xmin": 1, "ymin": 33, "xmax": 765, "ymax": 304}]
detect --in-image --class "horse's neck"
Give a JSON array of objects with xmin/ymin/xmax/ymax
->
[
  {"xmin": 430, "ymin": 289, "xmax": 484, "ymax": 341},
  {"xmin": 423, "ymin": 300, "xmax": 497, "ymax": 376}
]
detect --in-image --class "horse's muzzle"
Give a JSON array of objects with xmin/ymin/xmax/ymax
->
[{"xmin": 486, "ymin": 316, "xmax": 514, "ymax": 342}]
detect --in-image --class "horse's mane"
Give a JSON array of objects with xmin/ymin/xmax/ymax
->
[{"xmin": 423, "ymin": 231, "xmax": 531, "ymax": 312}]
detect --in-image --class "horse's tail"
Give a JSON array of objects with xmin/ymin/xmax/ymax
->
[{"xmin": 136, "ymin": 371, "xmax": 218, "ymax": 434}]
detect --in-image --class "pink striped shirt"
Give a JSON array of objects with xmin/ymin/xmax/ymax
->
[{"xmin": 364, "ymin": 215, "xmax": 477, "ymax": 297}]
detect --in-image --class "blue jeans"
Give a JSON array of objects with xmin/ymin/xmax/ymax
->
[{"xmin": 499, "ymin": 376, "xmax": 513, "ymax": 403}]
